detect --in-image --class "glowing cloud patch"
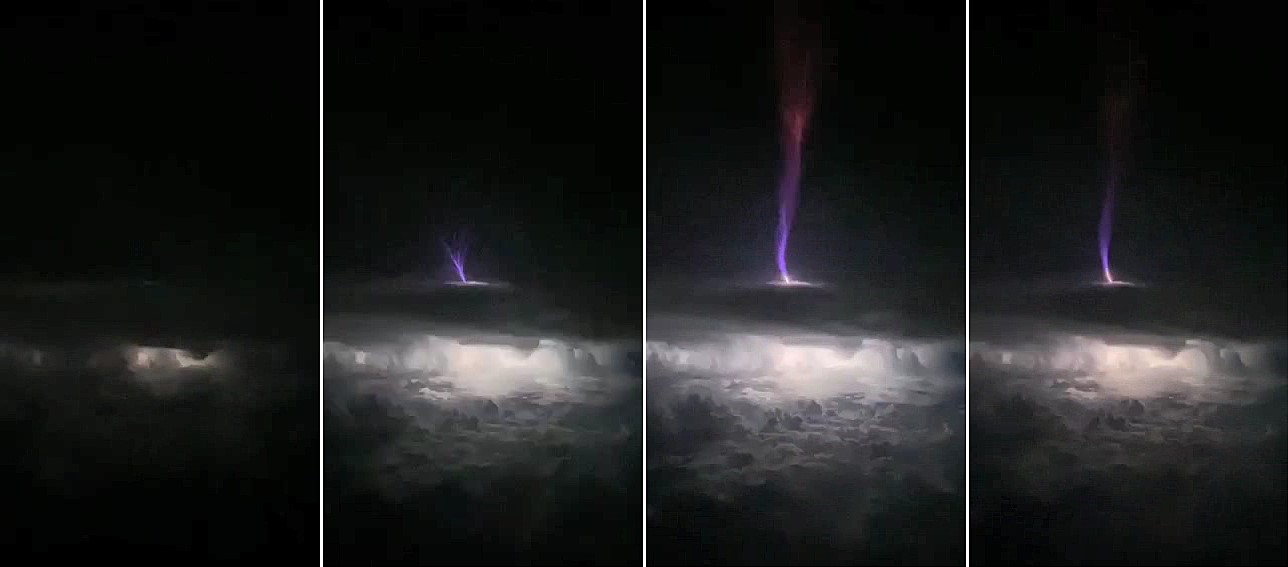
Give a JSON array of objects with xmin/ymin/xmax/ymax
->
[
  {"xmin": 972, "ymin": 334, "xmax": 1285, "ymax": 403},
  {"xmin": 0, "ymin": 341, "xmax": 49, "ymax": 368},
  {"xmin": 648, "ymin": 334, "xmax": 963, "ymax": 405},
  {"xmin": 324, "ymin": 335, "xmax": 632, "ymax": 403},
  {"xmin": 125, "ymin": 346, "xmax": 227, "ymax": 373},
  {"xmin": 767, "ymin": 276, "xmax": 823, "ymax": 288},
  {"xmin": 3, "ymin": 339, "xmax": 232, "ymax": 377},
  {"xmin": 1095, "ymin": 278, "xmax": 1140, "ymax": 288}
]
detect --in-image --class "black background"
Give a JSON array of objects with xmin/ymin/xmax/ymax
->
[{"xmin": 3, "ymin": 1, "xmax": 317, "ymax": 288}]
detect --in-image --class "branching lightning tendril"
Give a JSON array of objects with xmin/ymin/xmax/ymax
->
[{"xmin": 444, "ymin": 233, "xmax": 469, "ymax": 283}]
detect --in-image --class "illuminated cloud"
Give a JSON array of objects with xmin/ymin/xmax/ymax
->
[
  {"xmin": 125, "ymin": 346, "xmax": 228, "ymax": 373},
  {"xmin": 324, "ymin": 333, "xmax": 635, "ymax": 406},
  {"xmin": 1, "ymin": 339, "xmax": 233, "ymax": 382},
  {"xmin": 646, "ymin": 310, "xmax": 965, "ymax": 498},
  {"xmin": 648, "ymin": 327, "xmax": 963, "ymax": 406},
  {"xmin": 971, "ymin": 331, "xmax": 1286, "ymax": 405},
  {"xmin": 323, "ymin": 320, "xmax": 642, "ymax": 508}
]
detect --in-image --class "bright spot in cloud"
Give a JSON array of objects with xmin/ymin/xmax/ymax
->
[
  {"xmin": 972, "ymin": 334, "xmax": 1285, "ymax": 403},
  {"xmin": 766, "ymin": 277, "xmax": 823, "ymax": 288},
  {"xmin": 324, "ymin": 335, "xmax": 631, "ymax": 403},
  {"xmin": 125, "ymin": 346, "xmax": 226, "ymax": 374},
  {"xmin": 648, "ymin": 333, "xmax": 963, "ymax": 405}
]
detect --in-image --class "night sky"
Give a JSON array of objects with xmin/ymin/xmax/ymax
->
[
  {"xmin": 648, "ymin": 0, "xmax": 965, "ymax": 284},
  {"xmin": 3, "ymin": 1, "xmax": 318, "ymax": 287},
  {"xmin": 325, "ymin": 0, "xmax": 641, "ymax": 297},
  {"xmin": 971, "ymin": 0, "xmax": 1287, "ymax": 285}
]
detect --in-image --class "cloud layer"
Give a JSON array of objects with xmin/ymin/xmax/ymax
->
[
  {"xmin": 970, "ymin": 314, "xmax": 1287, "ymax": 565},
  {"xmin": 648, "ymin": 310, "xmax": 965, "ymax": 564},
  {"xmin": 324, "ymin": 307, "xmax": 642, "ymax": 565}
]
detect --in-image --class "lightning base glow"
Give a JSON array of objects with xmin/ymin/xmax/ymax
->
[
  {"xmin": 768, "ymin": 275, "xmax": 822, "ymax": 288},
  {"xmin": 445, "ymin": 280, "xmax": 492, "ymax": 287}
]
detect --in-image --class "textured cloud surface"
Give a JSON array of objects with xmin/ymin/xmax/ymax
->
[
  {"xmin": 324, "ymin": 296, "xmax": 642, "ymax": 565},
  {"xmin": 971, "ymin": 295, "xmax": 1288, "ymax": 565},
  {"xmin": 648, "ymin": 302, "xmax": 966, "ymax": 564}
]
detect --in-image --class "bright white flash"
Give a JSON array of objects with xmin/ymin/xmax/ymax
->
[
  {"xmin": 767, "ymin": 277, "xmax": 822, "ymax": 288},
  {"xmin": 126, "ymin": 346, "xmax": 224, "ymax": 373},
  {"xmin": 973, "ymin": 335, "xmax": 1285, "ymax": 403},
  {"xmin": 325, "ymin": 335, "xmax": 627, "ymax": 402},
  {"xmin": 648, "ymin": 334, "xmax": 963, "ymax": 405}
]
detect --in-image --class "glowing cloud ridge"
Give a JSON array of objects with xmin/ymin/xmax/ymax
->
[
  {"xmin": 648, "ymin": 333, "xmax": 964, "ymax": 406},
  {"xmin": 323, "ymin": 335, "xmax": 634, "ymax": 405},
  {"xmin": 971, "ymin": 332, "xmax": 1285, "ymax": 404},
  {"xmin": 774, "ymin": 5, "xmax": 817, "ymax": 283}
]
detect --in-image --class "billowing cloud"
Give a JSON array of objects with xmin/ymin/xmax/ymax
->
[
  {"xmin": 324, "ymin": 305, "xmax": 642, "ymax": 564},
  {"xmin": 647, "ymin": 309, "xmax": 965, "ymax": 564},
  {"xmin": 970, "ymin": 313, "xmax": 1287, "ymax": 564}
]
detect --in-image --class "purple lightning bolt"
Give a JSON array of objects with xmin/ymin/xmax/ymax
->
[
  {"xmin": 444, "ymin": 234, "xmax": 469, "ymax": 283},
  {"xmin": 1099, "ymin": 93, "xmax": 1130, "ymax": 284},
  {"xmin": 1099, "ymin": 41, "xmax": 1142, "ymax": 284},
  {"xmin": 774, "ymin": 4, "xmax": 817, "ymax": 283}
]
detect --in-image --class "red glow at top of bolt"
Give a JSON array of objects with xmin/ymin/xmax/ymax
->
[
  {"xmin": 776, "ymin": 3, "xmax": 818, "ymax": 148},
  {"xmin": 1101, "ymin": 92, "xmax": 1132, "ymax": 165},
  {"xmin": 1100, "ymin": 37, "xmax": 1144, "ymax": 167}
]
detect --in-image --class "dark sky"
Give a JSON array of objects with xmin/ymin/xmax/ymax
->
[
  {"xmin": 325, "ymin": 0, "xmax": 641, "ymax": 294},
  {"xmin": 3, "ymin": 1, "xmax": 318, "ymax": 286},
  {"xmin": 971, "ymin": 0, "xmax": 1287, "ymax": 284},
  {"xmin": 648, "ymin": 0, "xmax": 965, "ymax": 283}
]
